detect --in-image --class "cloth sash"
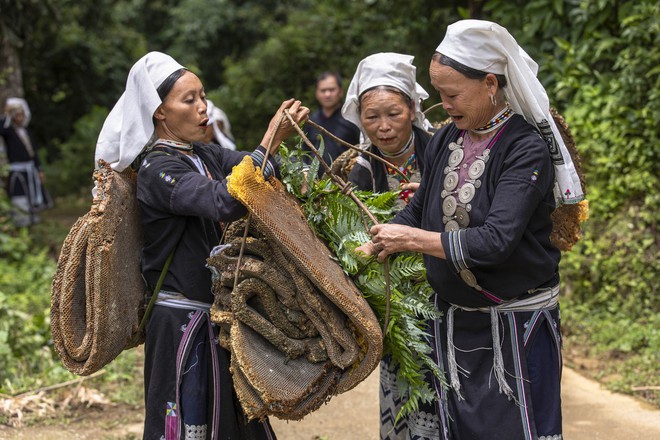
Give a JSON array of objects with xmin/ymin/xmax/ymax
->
[
  {"xmin": 9, "ymin": 161, "xmax": 44, "ymax": 207},
  {"xmin": 446, "ymin": 285, "xmax": 560, "ymax": 399}
]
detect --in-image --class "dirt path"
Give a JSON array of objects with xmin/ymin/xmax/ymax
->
[
  {"xmin": 1, "ymin": 366, "xmax": 657, "ymax": 439},
  {"xmin": 270, "ymin": 367, "xmax": 660, "ymax": 439}
]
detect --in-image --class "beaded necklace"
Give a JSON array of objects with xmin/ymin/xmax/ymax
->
[
  {"xmin": 471, "ymin": 104, "xmax": 513, "ymax": 135},
  {"xmin": 378, "ymin": 132, "xmax": 415, "ymax": 159},
  {"xmin": 153, "ymin": 138, "xmax": 194, "ymax": 152}
]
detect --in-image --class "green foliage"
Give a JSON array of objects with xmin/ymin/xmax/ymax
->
[
  {"xmin": 46, "ymin": 105, "xmax": 109, "ymax": 197},
  {"xmin": 0, "ymin": 190, "xmax": 70, "ymax": 394},
  {"xmin": 215, "ymin": 0, "xmax": 460, "ymax": 148},
  {"xmin": 279, "ymin": 145, "xmax": 445, "ymax": 422}
]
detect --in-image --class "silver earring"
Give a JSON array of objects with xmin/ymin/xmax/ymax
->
[{"xmin": 490, "ymin": 95, "xmax": 497, "ymax": 106}]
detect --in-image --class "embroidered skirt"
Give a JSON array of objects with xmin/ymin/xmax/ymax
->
[{"xmin": 143, "ymin": 305, "xmax": 276, "ymax": 440}]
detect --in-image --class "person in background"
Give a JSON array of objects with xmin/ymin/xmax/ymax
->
[
  {"xmin": 94, "ymin": 51, "xmax": 309, "ymax": 440},
  {"xmin": 358, "ymin": 20, "xmax": 583, "ymax": 440},
  {"xmin": 0, "ymin": 97, "xmax": 53, "ymax": 226},
  {"xmin": 303, "ymin": 71, "xmax": 360, "ymax": 176},
  {"xmin": 203, "ymin": 98, "xmax": 237, "ymax": 150},
  {"xmin": 342, "ymin": 52, "xmax": 432, "ymax": 211}
]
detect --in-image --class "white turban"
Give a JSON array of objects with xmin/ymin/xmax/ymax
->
[
  {"xmin": 94, "ymin": 51, "xmax": 185, "ymax": 172},
  {"xmin": 4, "ymin": 97, "xmax": 31, "ymax": 128},
  {"xmin": 206, "ymin": 99, "xmax": 237, "ymax": 151},
  {"xmin": 342, "ymin": 52, "xmax": 432, "ymax": 139},
  {"xmin": 437, "ymin": 19, "xmax": 584, "ymax": 205}
]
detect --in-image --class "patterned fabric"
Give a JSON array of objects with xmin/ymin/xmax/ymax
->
[
  {"xmin": 379, "ymin": 359, "xmax": 441, "ymax": 440},
  {"xmin": 385, "ymin": 153, "xmax": 418, "ymax": 204},
  {"xmin": 184, "ymin": 423, "xmax": 207, "ymax": 440}
]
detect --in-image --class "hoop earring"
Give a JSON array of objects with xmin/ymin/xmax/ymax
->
[{"xmin": 490, "ymin": 95, "xmax": 497, "ymax": 106}]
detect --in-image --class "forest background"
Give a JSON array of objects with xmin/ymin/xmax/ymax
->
[{"xmin": 0, "ymin": 0, "xmax": 658, "ymax": 425}]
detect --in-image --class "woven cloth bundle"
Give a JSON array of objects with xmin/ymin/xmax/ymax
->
[
  {"xmin": 51, "ymin": 160, "xmax": 145, "ymax": 375},
  {"xmin": 208, "ymin": 156, "xmax": 383, "ymax": 421}
]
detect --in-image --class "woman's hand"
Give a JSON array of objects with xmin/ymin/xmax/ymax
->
[
  {"xmin": 261, "ymin": 99, "xmax": 310, "ymax": 154},
  {"xmin": 356, "ymin": 223, "xmax": 446, "ymax": 263},
  {"xmin": 400, "ymin": 182, "xmax": 420, "ymax": 198}
]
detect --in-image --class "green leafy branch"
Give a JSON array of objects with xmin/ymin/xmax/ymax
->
[{"xmin": 279, "ymin": 144, "xmax": 446, "ymax": 422}]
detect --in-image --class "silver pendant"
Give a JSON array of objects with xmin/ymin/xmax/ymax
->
[
  {"xmin": 443, "ymin": 171, "xmax": 459, "ymax": 191},
  {"xmin": 442, "ymin": 196, "xmax": 457, "ymax": 216},
  {"xmin": 445, "ymin": 220, "xmax": 460, "ymax": 231},
  {"xmin": 448, "ymin": 149, "xmax": 464, "ymax": 168},
  {"xmin": 468, "ymin": 159, "xmax": 485, "ymax": 179},
  {"xmin": 459, "ymin": 269, "xmax": 481, "ymax": 289},
  {"xmin": 449, "ymin": 142, "xmax": 460, "ymax": 151},
  {"xmin": 458, "ymin": 182, "xmax": 476, "ymax": 203},
  {"xmin": 455, "ymin": 206, "xmax": 470, "ymax": 228}
]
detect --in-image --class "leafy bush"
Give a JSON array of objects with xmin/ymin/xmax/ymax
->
[
  {"xmin": 45, "ymin": 105, "xmax": 109, "ymax": 197},
  {"xmin": 0, "ymin": 191, "xmax": 70, "ymax": 393}
]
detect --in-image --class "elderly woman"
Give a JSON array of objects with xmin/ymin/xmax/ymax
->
[
  {"xmin": 0, "ymin": 98, "xmax": 52, "ymax": 226},
  {"xmin": 95, "ymin": 51, "xmax": 308, "ymax": 440},
  {"xmin": 359, "ymin": 21, "xmax": 583, "ymax": 440},
  {"xmin": 343, "ymin": 52, "xmax": 432, "ymax": 209}
]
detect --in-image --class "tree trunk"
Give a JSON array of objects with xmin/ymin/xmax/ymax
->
[{"xmin": 0, "ymin": 24, "xmax": 24, "ymax": 108}]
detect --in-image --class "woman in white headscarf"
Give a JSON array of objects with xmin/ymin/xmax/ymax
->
[
  {"xmin": 358, "ymin": 20, "xmax": 584, "ymax": 440},
  {"xmin": 0, "ymin": 97, "xmax": 53, "ymax": 226},
  {"xmin": 343, "ymin": 52, "xmax": 432, "ymax": 210},
  {"xmin": 95, "ymin": 51, "xmax": 308, "ymax": 440},
  {"xmin": 203, "ymin": 98, "xmax": 237, "ymax": 150}
]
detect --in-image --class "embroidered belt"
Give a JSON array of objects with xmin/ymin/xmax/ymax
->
[{"xmin": 445, "ymin": 285, "xmax": 559, "ymax": 400}]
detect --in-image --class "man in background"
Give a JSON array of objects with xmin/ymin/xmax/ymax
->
[{"xmin": 303, "ymin": 72, "xmax": 360, "ymax": 176}]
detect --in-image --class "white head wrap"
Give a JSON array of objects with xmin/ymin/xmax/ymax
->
[
  {"xmin": 342, "ymin": 52, "xmax": 432, "ymax": 140},
  {"xmin": 206, "ymin": 99, "xmax": 236, "ymax": 151},
  {"xmin": 4, "ymin": 97, "xmax": 31, "ymax": 128},
  {"xmin": 437, "ymin": 19, "xmax": 583, "ymax": 205},
  {"xmin": 94, "ymin": 51, "xmax": 185, "ymax": 172}
]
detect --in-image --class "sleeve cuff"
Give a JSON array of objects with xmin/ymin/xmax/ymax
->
[
  {"xmin": 441, "ymin": 229, "xmax": 472, "ymax": 272},
  {"xmin": 251, "ymin": 146, "xmax": 276, "ymax": 179}
]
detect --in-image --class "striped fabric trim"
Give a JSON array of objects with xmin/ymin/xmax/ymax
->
[
  {"xmin": 508, "ymin": 313, "xmax": 534, "ymax": 440},
  {"xmin": 155, "ymin": 291, "xmax": 211, "ymax": 312},
  {"xmin": 432, "ymin": 295, "xmax": 452, "ymax": 440},
  {"xmin": 206, "ymin": 313, "xmax": 220, "ymax": 439},
  {"xmin": 250, "ymin": 149, "xmax": 276, "ymax": 179},
  {"xmin": 446, "ymin": 230, "xmax": 469, "ymax": 271}
]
